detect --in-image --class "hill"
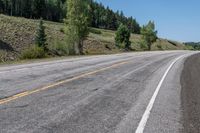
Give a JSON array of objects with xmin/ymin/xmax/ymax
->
[{"xmin": 0, "ymin": 14, "xmax": 187, "ymax": 61}]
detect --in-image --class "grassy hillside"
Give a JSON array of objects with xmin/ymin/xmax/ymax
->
[
  {"xmin": 0, "ymin": 14, "xmax": 187, "ymax": 61},
  {"xmin": 89, "ymin": 28, "xmax": 186, "ymax": 51}
]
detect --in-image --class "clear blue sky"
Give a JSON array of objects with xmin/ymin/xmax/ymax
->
[{"xmin": 96, "ymin": 0, "xmax": 200, "ymax": 42}]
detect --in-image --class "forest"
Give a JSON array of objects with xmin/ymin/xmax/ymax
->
[{"xmin": 0, "ymin": 0, "xmax": 141, "ymax": 34}]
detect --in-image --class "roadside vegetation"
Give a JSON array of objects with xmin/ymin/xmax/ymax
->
[
  {"xmin": 0, "ymin": 0, "xmax": 189, "ymax": 62},
  {"xmin": 141, "ymin": 21, "xmax": 157, "ymax": 51},
  {"xmin": 184, "ymin": 42, "xmax": 200, "ymax": 50},
  {"xmin": 64, "ymin": 0, "xmax": 89, "ymax": 55},
  {"xmin": 115, "ymin": 24, "xmax": 131, "ymax": 50},
  {"xmin": 21, "ymin": 19, "xmax": 47, "ymax": 59}
]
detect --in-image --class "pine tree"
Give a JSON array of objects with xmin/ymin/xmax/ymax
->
[
  {"xmin": 115, "ymin": 24, "xmax": 131, "ymax": 50},
  {"xmin": 0, "ymin": 0, "xmax": 141, "ymax": 32},
  {"xmin": 22, "ymin": 0, "xmax": 32, "ymax": 18},
  {"xmin": 0, "ymin": 0, "xmax": 3, "ymax": 13},
  {"xmin": 65, "ymin": 0, "xmax": 89, "ymax": 55},
  {"xmin": 35, "ymin": 19, "xmax": 47, "ymax": 51},
  {"xmin": 32, "ymin": 0, "xmax": 46, "ymax": 18}
]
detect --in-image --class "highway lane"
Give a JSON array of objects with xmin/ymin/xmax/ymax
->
[{"xmin": 0, "ymin": 51, "xmax": 197, "ymax": 133}]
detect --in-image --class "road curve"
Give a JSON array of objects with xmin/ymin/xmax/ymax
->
[{"xmin": 0, "ymin": 51, "xmax": 198, "ymax": 133}]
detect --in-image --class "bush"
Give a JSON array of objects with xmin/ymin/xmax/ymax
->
[
  {"xmin": 21, "ymin": 45, "xmax": 46, "ymax": 59},
  {"xmin": 140, "ymin": 40, "xmax": 148, "ymax": 50},
  {"xmin": 60, "ymin": 28, "xmax": 65, "ymax": 33}
]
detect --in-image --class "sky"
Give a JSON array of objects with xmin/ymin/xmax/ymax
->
[{"xmin": 95, "ymin": 0, "xmax": 200, "ymax": 42}]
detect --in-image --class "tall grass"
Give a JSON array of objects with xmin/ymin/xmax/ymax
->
[
  {"xmin": 21, "ymin": 45, "xmax": 46, "ymax": 59},
  {"xmin": 0, "ymin": 50, "xmax": 7, "ymax": 62},
  {"xmin": 48, "ymin": 40, "xmax": 73, "ymax": 56}
]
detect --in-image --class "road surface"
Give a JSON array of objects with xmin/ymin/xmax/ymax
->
[
  {"xmin": 0, "ymin": 51, "xmax": 198, "ymax": 133},
  {"xmin": 181, "ymin": 53, "xmax": 200, "ymax": 133}
]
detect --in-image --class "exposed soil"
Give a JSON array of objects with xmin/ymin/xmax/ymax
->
[{"xmin": 181, "ymin": 53, "xmax": 200, "ymax": 133}]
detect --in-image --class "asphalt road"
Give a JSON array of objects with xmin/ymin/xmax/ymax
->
[
  {"xmin": 0, "ymin": 51, "xmax": 198, "ymax": 133},
  {"xmin": 181, "ymin": 53, "xmax": 200, "ymax": 133}
]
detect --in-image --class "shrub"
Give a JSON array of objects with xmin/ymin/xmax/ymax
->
[
  {"xmin": 21, "ymin": 45, "xmax": 46, "ymax": 59},
  {"xmin": 115, "ymin": 24, "xmax": 131, "ymax": 49},
  {"xmin": 60, "ymin": 28, "xmax": 65, "ymax": 33},
  {"xmin": 140, "ymin": 40, "xmax": 148, "ymax": 50}
]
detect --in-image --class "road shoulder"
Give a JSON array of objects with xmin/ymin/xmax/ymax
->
[{"xmin": 181, "ymin": 53, "xmax": 200, "ymax": 133}]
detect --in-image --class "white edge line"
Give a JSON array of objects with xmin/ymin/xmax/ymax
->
[{"xmin": 135, "ymin": 54, "xmax": 186, "ymax": 133}]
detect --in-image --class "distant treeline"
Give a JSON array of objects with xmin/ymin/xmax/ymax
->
[
  {"xmin": 184, "ymin": 42, "xmax": 200, "ymax": 50},
  {"xmin": 0, "ymin": 0, "xmax": 141, "ymax": 33},
  {"xmin": 0, "ymin": 0, "xmax": 66, "ymax": 22},
  {"xmin": 89, "ymin": 1, "xmax": 141, "ymax": 33}
]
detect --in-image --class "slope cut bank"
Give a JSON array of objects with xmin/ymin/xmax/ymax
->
[{"xmin": 181, "ymin": 53, "xmax": 200, "ymax": 133}]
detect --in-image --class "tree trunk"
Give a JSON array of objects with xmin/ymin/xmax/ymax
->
[
  {"xmin": 74, "ymin": 41, "xmax": 80, "ymax": 55},
  {"xmin": 74, "ymin": 39, "xmax": 84, "ymax": 55},
  {"xmin": 10, "ymin": 1, "xmax": 13, "ymax": 16},
  {"xmin": 79, "ymin": 40, "xmax": 84, "ymax": 55},
  {"xmin": 148, "ymin": 43, "xmax": 151, "ymax": 51}
]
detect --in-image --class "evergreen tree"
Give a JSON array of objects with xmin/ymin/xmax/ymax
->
[
  {"xmin": 0, "ymin": 0, "xmax": 141, "ymax": 32},
  {"xmin": 35, "ymin": 19, "xmax": 47, "ymax": 51},
  {"xmin": 65, "ymin": 0, "xmax": 89, "ymax": 55},
  {"xmin": 32, "ymin": 0, "xmax": 46, "ymax": 18},
  {"xmin": 0, "ymin": 0, "xmax": 3, "ymax": 13},
  {"xmin": 141, "ymin": 21, "xmax": 157, "ymax": 50},
  {"xmin": 22, "ymin": 0, "xmax": 32, "ymax": 18},
  {"xmin": 115, "ymin": 24, "xmax": 131, "ymax": 50}
]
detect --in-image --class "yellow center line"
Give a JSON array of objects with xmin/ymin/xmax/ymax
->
[{"xmin": 0, "ymin": 60, "xmax": 130, "ymax": 105}]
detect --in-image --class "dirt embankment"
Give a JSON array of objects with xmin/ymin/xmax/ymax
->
[{"xmin": 181, "ymin": 53, "xmax": 200, "ymax": 133}]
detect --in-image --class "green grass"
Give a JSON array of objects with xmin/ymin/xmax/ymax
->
[
  {"xmin": 88, "ymin": 27, "xmax": 186, "ymax": 51},
  {"xmin": 0, "ymin": 14, "xmax": 188, "ymax": 61}
]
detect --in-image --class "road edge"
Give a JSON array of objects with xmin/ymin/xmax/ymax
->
[{"xmin": 181, "ymin": 53, "xmax": 200, "ymax": 133}]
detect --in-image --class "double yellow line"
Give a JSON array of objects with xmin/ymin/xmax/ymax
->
[{"xmin": 0, "ymin": 60, "xmax": 130, "ymax": 105}]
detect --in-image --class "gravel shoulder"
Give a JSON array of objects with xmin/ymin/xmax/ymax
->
[{"xmin": 181, "ymin": 53, "xmax": 200, "ymax": 133}]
